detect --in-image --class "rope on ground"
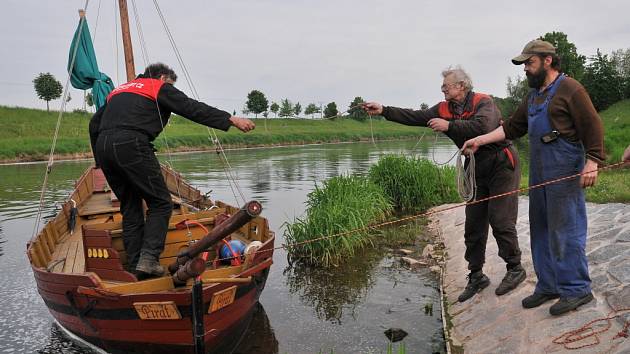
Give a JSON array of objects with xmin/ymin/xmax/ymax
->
[{"xmin": 552, "ymin": 308, "xmax": 630, "ymax": 350}]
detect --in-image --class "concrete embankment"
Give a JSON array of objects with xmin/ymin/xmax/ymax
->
[{"xmin": 430, "ymin": 197, "xmax": 630, "ymax": 354}]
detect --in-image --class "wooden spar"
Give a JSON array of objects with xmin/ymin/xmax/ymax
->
[
  {"xmin": 168, "ymin": 201, "xmax": 263, "ymax": 274},
  {"xmin": 117, "ymin": 0, "xmax": 136, "ymax": 82}
]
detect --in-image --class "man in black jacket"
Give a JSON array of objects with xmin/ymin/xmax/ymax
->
[
  {"xmin": 363, "ymin": 67, "xmax": 525, "ymax": 302},
  {"xmin": 89, "ymin": 63, "xmax": 254, "ymax": 278}
]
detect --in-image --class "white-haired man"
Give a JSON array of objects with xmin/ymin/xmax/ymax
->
[{"xmin": 363, "ymin": 67, "xmax": 526, "ymax": 302}]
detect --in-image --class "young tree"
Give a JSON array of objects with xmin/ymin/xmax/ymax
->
[
  {"xmin": 539, "ymin": 32, "xmax": 586, "ymax": 81},
  {"xmin": 262, "ymin": 111, "xmax": 269, "ymax": 132},
  {"xmin": 278, "ymin": 99, "xmax": 294, "ymax": 117},
  {"xmin": 582, "ymin": 49, "xmax": 624, "ymax": 111},
  {"xmin": 348, "ymin": 96, "xmax": 368, "ymax": 121},
  {"xmin": 499, "ymin": 75, "xmax": 529, "ymax": 118},
  {"xmin": 420, "ymin": 102, "xmax": 429, "ymax": 110},
  {"xmin": 611, "ymin": 48, "xmax": 630, "ymax": 99},
  {"xmin": 304, "ymin": 103, "xmax": 320, "ymax": 118},
  {"xmin": 293, "ymin": 102, "xmax": 302, "ymax": 117},
  {"xmin": 324, "ymin": 102, "xmax": 338, "ymax": 118},
  {"xmin": 245, "ymin": 89, "xmax": 269, "ymax": 118},
  {"xmin": 33, "ymin": 72, "xmax": 63, "ymax": 112},
  {"xmin": 85, "ymin": 91, "xmax": 94, "ymax": 108},
  {"xmin": 270, "ymin": 102, "xmax": 279, "ymax": 117},
  {"xmin": 242, "ymin": 104, "xmax": 250, "ymax": 117}
]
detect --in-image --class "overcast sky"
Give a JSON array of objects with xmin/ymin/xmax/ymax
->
[{"xmin": 2, "ymin": 0, "xmax": 629, "ymax": 114}]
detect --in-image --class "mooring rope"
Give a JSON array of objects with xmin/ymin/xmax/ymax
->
[
  {"xmin": 215, "ymin": 161, "xmax": 626, "ymax": 263},
  {"xmin": 552, "ymin": 307, "xmax": 630, "ymax": 350},
  {"xmin": 418, "ymin": 132, "xmax": 477, "ymax": 202}
]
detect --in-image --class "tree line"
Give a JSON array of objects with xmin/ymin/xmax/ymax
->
[
  {"xmin": 243, "ymin": 90, "xmax": 375, "ymax": 121},
  {"xmin": 494, "ymin": 31, "xmax": 630, "ymax": 117},
  {"xmin": 33, "ymin": 31, "xmax": 630, "ymax": 118}
]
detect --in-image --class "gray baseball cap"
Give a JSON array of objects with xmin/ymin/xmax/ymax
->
[{"xmin": 512, "ymin": 39, "xmax": 556, "ymax": 65}]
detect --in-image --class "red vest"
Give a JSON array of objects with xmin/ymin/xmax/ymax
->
[
  {"xmin": 106, "ymin": 78, "xmax": 164, "ymax": 103},
  {"xmin": 437, "ymin": 93, "xmax": 490, "ymax": 119}
]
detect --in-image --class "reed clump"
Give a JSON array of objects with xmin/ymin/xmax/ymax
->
[
  {"xmin": 284, "ymin": 174, "xmax": 393, "ymax": 266},
  {"xmin": 285, "ymin": 154, "xmax": 460, "ymax": 266},
  {"xmin": 369, "ymin": 154, "xmax": 460, "ymax": 212}
]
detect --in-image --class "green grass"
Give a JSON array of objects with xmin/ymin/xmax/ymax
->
[
  {"xmin": 284, "ymin": 174, "xmax": 393, "ymax": 266},
  {"xmin": 0, "ymin": 106, "xmax": 424, "ymax": 161},
  {"xmin": 284, "ymin": 155, "xmax": 460, "ymax": 266},
  {"xmin": 599, "ymin": 99, "xmax": 630, "ymax": 162},
  {"xmin": 369, "ymin": 155, "xmax": 460, "ymax": 212}
]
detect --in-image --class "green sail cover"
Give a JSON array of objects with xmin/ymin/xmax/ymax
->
[{"xmin": 68, "ymin": 16, "xmax": 114, "ymax": 110}]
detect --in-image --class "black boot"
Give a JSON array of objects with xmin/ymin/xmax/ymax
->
[
  {"xmin": 522, "ymin": 292, "xmax": 560, "ymax": 309},
  {"xmin": 458, "ymin": 271, "xmax": 490, "ymax": 302},
  {"xmin": 495, "ymin": 264, "xmax": 526, "ymax": 296},
  {"xmin": 136, "ymin": 254, "xmax": 165, "ymax": 279},
  {"xmin": 549, "ymin": 293, "xmax": 594, "ymax": 316}
]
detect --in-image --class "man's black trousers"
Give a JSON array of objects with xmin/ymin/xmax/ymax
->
[
  {"xmin": 94, "ymin": 130, "xmax": 173, "ymax": 270},
  {"xmin": 464, "ymin": 146, "xmax": 522, "ymax": 272}
]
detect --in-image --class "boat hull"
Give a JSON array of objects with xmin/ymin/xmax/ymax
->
[{"xmin": 35, "ymin": 266, "xmax": 270, "ymax": 353}]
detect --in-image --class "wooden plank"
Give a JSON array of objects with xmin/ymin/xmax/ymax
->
[
  {"xmin": 38, "ymin": 236, "xmax": 53, "ymax": 261},
  {"xmin": 86, "ymin": 258, "xmax": 125, "ymax": 270},
  {"xmin": 101, "ymin": 276, "xmax": 175, "ymax": 294},
  {"xmin": 32, "ymin": 267, "xmax": 102, "ymax": 287},
  {"xmin": 35, "ymin": 240, "xmax": 50, "ymax": 266},
  {"xmin": 29, "ymin": 244, "xmax": 44, "ymax": 268},
  {"xmin": 49, "ymin": 240, "xmax": 71, "ymax": 273},
  {"xmin": 199, "ymin": 265, "xmax": 244, "ymax": 280},
  {"xmin": 90, "ymin": 268, "xmax": 137, "ymax": 282},
  {"xmin": 47, "ymin": 222, "xmax": 61, "ymax": 243},
  {"xmin": 160, "ymin": 241, "xmax": 191, "ymax": 259},
  {"xmin": 73, "ymin": 236, "xmax": 85, "ymax": 273},
  {"xmin": 42, "ymin": 227, "xmax": 56, "ymax": 254},
  {"xmin": 62, "ymin": 241, "xmax": 79, "ymax": 273}
]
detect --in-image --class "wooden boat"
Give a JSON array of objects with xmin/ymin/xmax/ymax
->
[
  {"xmin": 27, "ymin": 165, "xmax": 275, "ymax": 353},
  {"xmin": 27, "ymin": 2, "xmax": 276, "ymax": 353}
]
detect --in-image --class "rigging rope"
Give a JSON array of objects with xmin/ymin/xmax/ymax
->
[
  {"xmin": 152, "ymin": 0, "xmax": 247, "ymax": 206},
  {"xmin": 31, "ymin": 0, "xmax": 91, "ymax": 240}
]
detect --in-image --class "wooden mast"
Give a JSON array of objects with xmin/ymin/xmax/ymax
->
[{"xmin": 118, "ymin": 0, "xmax": 136, "ymax": 82}]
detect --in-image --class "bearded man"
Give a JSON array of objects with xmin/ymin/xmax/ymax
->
[{"xmin": 463, "ymin": 40, "xmax": 605, "ymax": 316}]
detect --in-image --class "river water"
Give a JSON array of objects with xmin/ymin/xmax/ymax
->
[{"xmin": 0, "ymin": 139, "xmax": 459, "ymax": 354}]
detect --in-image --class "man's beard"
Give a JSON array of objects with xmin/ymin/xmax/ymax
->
[{"xmin": 526, "ymin": 67, "xmax": 547, "ymax": 89}]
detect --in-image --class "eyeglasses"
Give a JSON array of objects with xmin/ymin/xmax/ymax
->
[{"xmin": 441, "ymin": 82, "xmax": 459, "ymax": 92}]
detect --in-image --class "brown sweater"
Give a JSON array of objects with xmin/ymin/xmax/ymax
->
[{"xmin": 503, "ymin": 76, "xmax": 606, "ymax": 164}]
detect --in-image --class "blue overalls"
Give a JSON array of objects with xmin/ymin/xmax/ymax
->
[{"xmin": 527, "ymin": 74, "xmax": 591, "ymax": 298}]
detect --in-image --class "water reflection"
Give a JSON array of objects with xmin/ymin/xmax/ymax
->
[
  {"xmin": 0, "ymin": 225, "xmax": 5, "ymax": 257},
  {"xmin": 37, "ymin": 324, "xmax": 94, "ymax": 354},
  {"xmin": 284, "ymin": 246, "xmax": 382, "ymax": 324},
  {"xmin": 233, "ymin": 303, "xmax": 278, "ymax": 354}
]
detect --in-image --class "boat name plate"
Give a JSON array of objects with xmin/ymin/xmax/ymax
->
[
  {"xmin": 209, "ymin": 285, "xmax": 237, "ymax": 313},
  {"xmin": 133, "ymin": 301, "xmax": 181, "ymax": 320}
]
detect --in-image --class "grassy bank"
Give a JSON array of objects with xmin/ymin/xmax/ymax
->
[{"xmin": 0, "ymin": 105, "xmax": 424, "ymax": 162}]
